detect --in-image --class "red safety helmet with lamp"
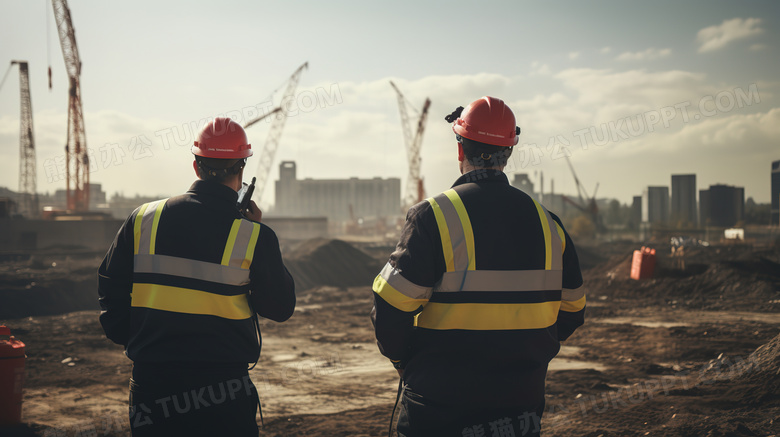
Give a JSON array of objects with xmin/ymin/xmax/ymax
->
[
  {"xmin": 192, "ymin": 117, "xmax": 253, "ymax": 159},
  {"xmin": 446, "ymin": 96, "xmax": 520, "ymax": 147}
]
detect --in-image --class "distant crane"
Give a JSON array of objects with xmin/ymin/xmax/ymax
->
[
  {"xmin": 51, "ymin": 0, "xmax": 89, "ymax": 211},
  {"xmin": 245, "ymin": 62, "xmax": 308, "ymax": 204},
  {"xmin": 561, "ymin": 155, "xmax": 605, "ymax": 232},
  {"xmin": 0, "ymin": 61, "xmax": 39, "ymax": 217},
  {"xmin": 390, "ymin": 81, "xmax": 431, "ymax": 209}
]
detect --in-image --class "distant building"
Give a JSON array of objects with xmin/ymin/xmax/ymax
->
[
  {"xmin": 645, "ymin": 186, "xmax": 669, "ymax": 224},
  {"xmin": 0, "ymin": 197, "xmax": 17, "ymax": 218},
  {"xmin": 700, "ymin": 184, "xmax": 744, "ymax": 227},
  {"xmin": 511, "ymin": 173, "xmax": 535, "ymax": 195},
  {"xmin": 42, "ymin": 183, "xmax": 107, "ymax": 211},
  {"xmin": 630, "ymin": 196, "xmax": 642, "ymax": 228},
  {"xmin": 671, "ymin": 174, "xmax": 697, "ymax": 226},
  {"xmin": 541, "ymin": 193, "xmax": 567, "ymax": 217},
  {"xmin": 274, "ymin": 161, "xmax": 401, "ymax": 221},
  {"xmin": 108, "ymin": 193, "xmax": 163, "ymax": 220},
  {"xmin": 772, "ymin": 160, "xmax": 780, "ymax": 226}
]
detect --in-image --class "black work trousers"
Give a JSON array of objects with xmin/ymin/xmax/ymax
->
[
  {"xmin": 396, "ymin": 388, "xmax": 544, "ymax": 437},
  {"xmin": 128, "ymin": 363, "xmax": 259, "ymax": 437}
]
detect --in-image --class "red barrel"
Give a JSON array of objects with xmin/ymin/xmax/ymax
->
[
  {"xmin": 0, "ymin": 325, "xmax": 25, "ymax": 426},
  {"xmin": 630, "ymin": 246, "xmax": 656, "ymax": 280}
]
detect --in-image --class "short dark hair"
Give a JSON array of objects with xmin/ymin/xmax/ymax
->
[
  {"xmin": 195, "ymin": 157, "xmax": 246, "ymax": 183},
  {"xmin": 457, "ymin": 135, "xmax": 513, "ymax": 168}
]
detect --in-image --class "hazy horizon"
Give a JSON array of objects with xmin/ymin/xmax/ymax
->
[{"xmin": 1, "ymin": 1, "xmax": 778, "ymax": 209}]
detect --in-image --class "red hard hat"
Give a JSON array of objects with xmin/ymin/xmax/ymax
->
[
  {"xmin": 192, "ymin": 117, "xmax": 253, "ymax": 159},
  {"xmin": 452, "ymin": 96, "xmax": 519, "ymax": 147}
]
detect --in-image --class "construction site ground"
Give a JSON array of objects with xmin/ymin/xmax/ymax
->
[{"xmin": 1, "ymin": 239, "xmax": 779, "ymax": 436}]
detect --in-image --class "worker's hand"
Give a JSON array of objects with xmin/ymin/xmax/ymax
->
[{"xmin": 244, "ymin": 200, "xmax": 262, "ymax": 222}]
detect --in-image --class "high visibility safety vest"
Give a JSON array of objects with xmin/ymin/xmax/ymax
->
[
  {"xmin": 131, "ymin": 198, "xmax": 261, "ymax": 320},
  {"xmin": 374, "ymin": 188, "xmax": 586, "ymax": 331}
]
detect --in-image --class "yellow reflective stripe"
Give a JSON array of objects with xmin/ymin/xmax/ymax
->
[
  {"xmin": 242, "ymin": 222, "xmax": 261, "ymax": 269},
  {"xmin": 133, "ymin": 203, "xmax": 150, "ymax": 255},
  {"xmin": 373, "ymin": 275, "xmax": 428, "ymax": 312},
  {"xmin": 427, "ymin": 197, "xmax": 455, "ymax": 272},
  {"xmin": 134, "ymin": 254, "xmax": 251, "ymax": 286},
  {"xmin": 148, "ymin": 200, "xmax": 166, "ymax": 255},
  {"xmin": 222, "ymin": 220, "xmax": 241, "ymax": 266},
  {"xmin": 443, "ymin": 189, "xmax": 475, "ymax": 271},
  {"xmin": 416, "ymin": 301, "xmax": 561, "ymax": 330},
  {"xmin": 555, "ymin": 222, "xmax": 566, "ymax": 253},
  {"xmin": 561, "ymin": 287, "xmax": 585, "ymax": 301},
  {"xmin": 436, "ymin": 269, "xmax": 562, "ymax": 292},
  {"xmin": 131, "ymin": 283, "xmax": 251, "ymax": 320},
  {"xmin": 561, "ymin": 295, "xmax": 586, "ymax": 312},
  {"xmin": 532, "ymin": 200, "xmax": 552, "ymax": 270},
  {"xmin": 379, "ymin": 262, "xmax": 432, "ymax": 299}
]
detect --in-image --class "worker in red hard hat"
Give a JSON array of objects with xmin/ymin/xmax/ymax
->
[
  {"xmin": 98, "ymin": 117, "xmax": 295, "ymax": 436},
  {"xmin": 371, "ymin": 97, "xmax": 585, "ymax": 436}
]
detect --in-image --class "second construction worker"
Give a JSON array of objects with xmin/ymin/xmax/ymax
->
[
  {"xmin": 371, "ymin": 97, "xmax": 585, "ymax": 436},
  {"xmin": 98, "ymin": 117, "xmax": 296, "ymax": 436}
]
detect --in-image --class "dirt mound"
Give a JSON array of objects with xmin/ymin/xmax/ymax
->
[
  {"xmin": 283, "ymin": 239, "xmax": 383, "ymax": 292},
  {"xmin": 575, "ymin": 240, "xmax": 634, "ymax": 272},
  {"xmin": 0, "ymin": 257, "xmax": 101, "ymax": 319},
  {"xmin": 582, "ymin": 244, "xmax": 780, "ymax": 312},
  {"xmin": 711, "ymin": 332, "xmax": 780, "ymax": 405}
]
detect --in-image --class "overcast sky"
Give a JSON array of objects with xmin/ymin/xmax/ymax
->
[{"xmin": 1, "ymin": 0, "xmax": 778, "ymax": 210}]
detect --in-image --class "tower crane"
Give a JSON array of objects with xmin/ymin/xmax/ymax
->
[
  {"xmin": 389, "ymin": 81, "xmax": 431, "ymax": 209},
  {"xmin": 245, "ymin": 62, "xmax": 308, "ymax": 204},
  {"xmin": 561, "ymin": 155, "xmax": 605, "ymax": 232},
  {"xmin": 0, "ymin": 61, "xmax": 38, "ymax": 217},
  {"xmin": 51, "ymin": 0, "xmax": 89, "ymax": 212}
]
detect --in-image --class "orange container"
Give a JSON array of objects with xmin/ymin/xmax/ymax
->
[
  {"xmin": 630, "ymin": 246, "xmax": 656, "ymax": 280},
  {"xmin": 0, "ymin": 325, "xmax": 25, "ymax": 426}
]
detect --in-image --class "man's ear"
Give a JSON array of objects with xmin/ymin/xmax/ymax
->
[
  {"xmin": 457, "ymin": 143, "xmax": 464, "ymax": 162},
  {"xmin": 193, "ymin": 160, "xmax": 201, "ymax": 178}
]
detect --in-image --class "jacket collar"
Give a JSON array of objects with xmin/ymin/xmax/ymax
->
[
  {"xmin": 452, "ymin": 169, "xmax": 509, "ymax": 188},
  {"xmin": 188, "ymin": 179, "xmax": 239, "ymax": 207}
]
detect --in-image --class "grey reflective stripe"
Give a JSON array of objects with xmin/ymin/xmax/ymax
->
[
  {"xmin": 379, "ymin": 262, "xmax": 433, "ymax": 300},
  {"xmin": 134, "ymin": 254, "xmax": 251, "ymax": 286},
  {"xmin": 228, "ymin": 219, "xmax": 257, "ymax": 268},
  {"xmin": 435, "ymin": 269, "xmax": 563, "ymax": 292},
  {"xmin": 136, "ymin": 199, "xmax": 166, "ymax": 255},
  {"xmin": 562, "ymin": 287, "xmax": 585, "ymax": 301},
  {"xmin": 540, "ymin": 206, "xmax": 562, "ymax": 271},
  {"xmin": 433, "ymin": 192, "xmax": 470, "ymax": 272}
]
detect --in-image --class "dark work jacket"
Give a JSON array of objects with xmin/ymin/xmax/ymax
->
[
  {"xmin": 372, "ymin": 170, "xmax": 584, "ymax": 408},
  {"xmin": 98, "ymin": 180, "xmax": 295, "ymax": 366}
]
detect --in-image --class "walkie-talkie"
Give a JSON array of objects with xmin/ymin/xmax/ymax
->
[{"xmin": 237, "ymin": 177, "xmax": 256, "ymax": 214}]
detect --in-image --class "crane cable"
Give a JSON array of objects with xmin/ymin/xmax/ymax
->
[
  {"xmin": 0, "ymin": 63, "xmax": 13, "ymax": 94},
  {"xmin": 46, "ymin": 0, "xmax": 53, "ymax": 90}
]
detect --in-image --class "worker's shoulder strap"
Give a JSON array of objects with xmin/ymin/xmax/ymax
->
[
  {"xmin": 529, "ymin": 198, "xmax": 564, "ymax": 271},
  {"xmin": 425, "ymin": 189, "xmax": 564, "ymax": 273},
  {"xmin": 132, "ymin": 199, "xmax": 261, "ymax": 270},
  {"xmin": 133, "ymin": 198, "xmax": 168, "ymax": 256},
  {"xmin": 221, "ymin": 218, "xmax": 261, "ymax": 269},
  {"xmin": 426, "ymin": 189, "xmax": 475, "ymax": 273}
]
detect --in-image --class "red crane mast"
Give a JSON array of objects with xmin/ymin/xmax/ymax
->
[{"xmin": 52, "ymin": 0, "xmax": 89, "ymax": 211}]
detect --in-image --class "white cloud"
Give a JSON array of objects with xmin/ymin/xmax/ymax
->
[
  {"xmin": 749, "ymin": 43, "xmax": 767, "ymax": 52},
  {"xmin": 600, "ymin": 47, "xmax": 612, "ymax": 55},
  {"xmin": 615, "ymin": 48, "xmax": 672, "ymax": 61},
  {"xmin": 530, "ymin": 61, "xmax": 552, "ymax": 76},
  {"xmin": 4, "ymin": 68, "xmax": 776, "ymax": 207},
  {"xmin": 568, "ymin": 52, "xmax": 580, "ymax": 60},
  {"xmin": 597, "ymin": 109, "xmax": 780, "ymax": 201},
  {"xmin": 696, "ymin": 18, "xmax": 763, "ymax": 53},
  {"xmin": 554, "ymin": 68, "xmax": 711, "ymax": 115}
]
